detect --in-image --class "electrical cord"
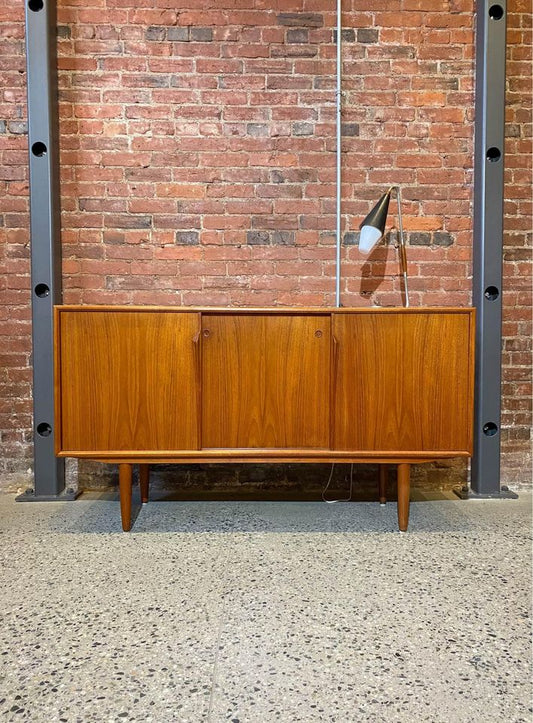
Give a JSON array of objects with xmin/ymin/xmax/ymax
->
[{"xmin": 322, "ymin": 463, "xmax": 354, "ymax": 503}]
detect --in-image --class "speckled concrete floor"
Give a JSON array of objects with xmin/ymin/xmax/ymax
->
[{"xmin": 0, "ymin": 491, "xmax": 531, "ymax": 723}]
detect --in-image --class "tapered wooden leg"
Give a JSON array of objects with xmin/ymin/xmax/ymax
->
[
  {"xmin": 379, "ymin": 464, "xmax": 388, "ymax": 505},
  {"xmin": 119, "ymin": 463, "xmax": 133, "ymax": 532},
  {"xmin": 139, "ymin": 464, "xmax": 150, "ymax": 504},
  {"xmin": 397, "ymin": 463, "xmax": 411, "ymax": 532}
]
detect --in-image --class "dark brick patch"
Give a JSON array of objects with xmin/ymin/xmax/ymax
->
[
  {"xmin": 277, "ymin": 13, "xmax": 324, "ymax": 28},
  {"xmin": 190, "ymin": 27, "xmax": 213, "ymax": 42},
  {"xmin": 407, "ymin": 231, "xmax": 453, "ymax": 247},
  {"xmin": 292, "ymin": 122, "xmax": 314, "ymax": 136},
  {"xmin": 134, "ymin": 74, "xmax": 169, "ymax": 88},
  {"xmin": 357, "ymin": 28, "xmax": 379, "ymax": 44},
  {"xmin": 247, "ymin": 230, "xmax": 270, "ymax": 245},
  {"xmin": 176, "ymin": 231, "xmax": 199, "ymax": 245},
  {"xmin": 287, "ymin": 28, "xmax": 309, "ymax": 44},
  {"xmin": 444, "ymin": 77, "xmax": 459, "ymax": 90},
  {"xmin": 8, "ymin": 122, "xmax": 28, "ymax": 135},
  {"xmin": 343, "ymin": 232, "xmax": 360, "ymax": 246},
  {"xmin": 103, "ymin": 231, "xmax": 125, "ymax": 245},
  {"xmin": 409, "ymin": 232, "xmax": 432, "ymax": 246},
  {"xmin": 333, "ymin": 29, "xmax": 356, "ymax": 43},
  {"xmin": 113, "ymin": 215, "xmax": 152, "ymax": 230},
  {"xmin": 272, "ymin": 231, "xmax": 295, "ymax": 245},
  {"xmin": 388, "ymin": 230, "xmax": 399, "ymax": 245},
  {"xmin": 247, "ymin": 123, "xmax": 269, "ymax": 137},
  {"xmin": 0, "ymin": 121, "xmax": 7, "ymax": 134},
  {"xmin": 270, "ymin": 45, "xmax": 318, "ymax": 59},
  {"xmin": 432, "ymin": 231, "xmax": 454, "ymax": 247},
  {"xmin": 167, "ymin": 27, "xmax": 189, "ymax": 42},
  {"xmin": 314, "ymin": 77, "xmax": 335, "ymax": 90},
  {"xmin": 146, "ymin": 26, "xmax": 166, "ymax": 41},
  {"xmin": 341, "ymin": 123, "xmax": 359, "ymax": 137},
  {"xmin": 57, "ymin": 25, "xmax": 71, "ymax": 39}
]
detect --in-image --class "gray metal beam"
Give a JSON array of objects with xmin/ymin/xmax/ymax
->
[
  {"xmin": 18, "ymin": 0, "xmax": 68, "ymax": 500},
  {"xmin": 471, "ymin": 1, "xmax": 511, "ymax": 496}
]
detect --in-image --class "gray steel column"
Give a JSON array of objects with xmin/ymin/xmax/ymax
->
[
  {"xmin": 18, "ymin": 0, "xmax": 68, "ymax": 500},
  {"xmin": 471, "ymin": 1, "xmax": 512, "ymax": 496}
]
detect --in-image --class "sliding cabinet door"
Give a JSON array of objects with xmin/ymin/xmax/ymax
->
[
  {"xmin": 58, "ymin": 311, "xmax": 200, "ymax": 453},
  {"xmin": 202, "ymin": 314, "xmax": 330, "ymax": 449},
  {"xmin": 332, "ymin": 311, "xmax": 473, "ymax": 454}
]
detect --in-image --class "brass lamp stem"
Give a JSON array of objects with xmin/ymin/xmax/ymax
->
[{"xmin": 390, "ymin": 185, "xmax": 410, "ymax": 308}]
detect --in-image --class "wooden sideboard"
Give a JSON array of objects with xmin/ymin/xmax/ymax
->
[{"xmin": 54, "ymin": 306, "xmax": 475, "ymax": 532}]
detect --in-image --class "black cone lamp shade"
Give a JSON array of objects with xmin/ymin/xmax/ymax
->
[{"xmin": 359, "ymin": 190, "xmax": 391, "ymax": 254}]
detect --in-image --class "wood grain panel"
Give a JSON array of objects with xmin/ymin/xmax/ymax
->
[
  {"xmin": 202, "ymin": 314, "xmax": 330, "ymax": 448},
  {"xmin": 332, "ymin": 312, "xmax": 473, "ymax": 452},
  {"xmin": 59, "ymin": 311, "xmax": 200, "ymax": 452}
]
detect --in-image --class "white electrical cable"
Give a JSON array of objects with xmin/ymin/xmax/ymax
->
[{"xmin": 322, "ymin": 463, "xmax": 354, "ymax": 503}]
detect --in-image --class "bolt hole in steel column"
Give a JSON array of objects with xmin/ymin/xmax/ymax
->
[
  {"xmin": 489, "ymin": 4, "xmax": 504, "ymax": 20},
  {"xmin": 28, "ymin": 0, "xmax": 44, "ymax": 10},
  {"xmin": 31, "ymin": 141, "xmax": 47, "ymax": 157},
  {"xmin": 34, "ymin": 283, "xmax": 50, "ymax": 298},
  {"xmin": 486, "ymin": 147, "xmax": 501, "ymax": 162},
  {"xmin": 36, "ymin": 422, "xmax": 52, "ymax": 437},
  {"xmin": 484, "ymin": 285, "xmax": 500, "ymax": 301},
  {"xmin": 483, "ymin": 422, "xmax": 499, "ymax": 437}
]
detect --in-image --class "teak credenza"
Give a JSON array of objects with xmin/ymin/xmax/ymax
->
[{"xmin": 54, "ymin": 306, "xmax": 475, "ymax": 532}]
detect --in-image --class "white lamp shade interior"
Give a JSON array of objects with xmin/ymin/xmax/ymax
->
[{"xmin": 359, "ymin": 225, "xmax": 383, "ymax": 254}]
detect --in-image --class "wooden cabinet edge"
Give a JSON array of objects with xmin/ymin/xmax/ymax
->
[
  {"xmin": 53, "ymin": 306, "xmax": 63, "ymax": 456},
  {"xmin": 467, "ymin": 308, "xmax": 477, "ymax": 455}
]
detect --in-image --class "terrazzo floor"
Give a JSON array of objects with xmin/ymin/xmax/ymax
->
[{"xmin": 0, "ymin": 490, "xmax": 531, "ymax": 723}]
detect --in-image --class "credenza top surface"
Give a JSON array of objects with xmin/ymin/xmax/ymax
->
[{"xmin": 55, "ymin": 305, "xmax": 474, "ymax": 315}]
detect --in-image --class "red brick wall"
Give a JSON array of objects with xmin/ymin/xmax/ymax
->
[
  {"xmin": 0, "ymin": 1, "xmax": 32, "ymax": 481},
  {"xmin": 0, "ymin": 0, "xmax": 530, "ymax": 489}
]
